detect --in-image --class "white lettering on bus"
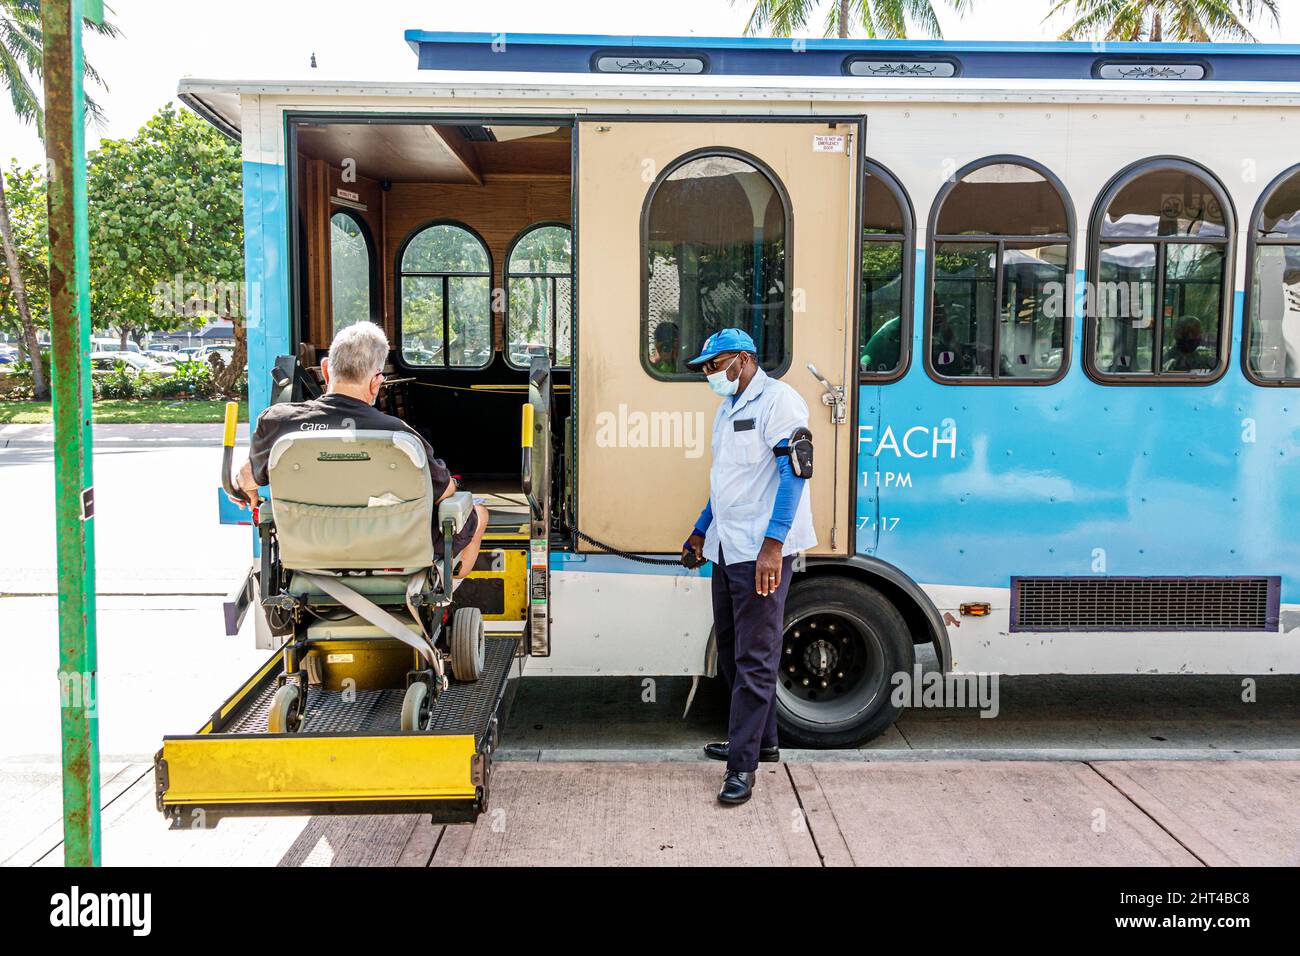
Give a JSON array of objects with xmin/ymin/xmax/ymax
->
[{"xmin": 858, "ymin": 424, "xmax": 958, "ymax": 459}]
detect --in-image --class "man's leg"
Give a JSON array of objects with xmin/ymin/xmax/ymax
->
[
  {"xmin": 725, "ymin": 554, "xmax": 795, "ymax": 773},
  {"xmin": 758, "ymin": 556, "xmax": 795, "ymax": 750},
  {"xmin": 453, "ymin": 504, "xmax": 490, "ymax": 580},
  {"xmin": 712, "ymin": 547, "xmax": 737, "ymax": 693}
]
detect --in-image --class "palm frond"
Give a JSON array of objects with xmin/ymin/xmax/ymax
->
[
  {"xmin": 0, "ymin": 0, "xmax": 119, "ymax": 135},
  {"xmin": 0, "ymin": 35, "xmax": 40, "ymax": 129},
  {"xmin": 1050, "ymin": 0, "xmax": 1279, "ymax": 42}
]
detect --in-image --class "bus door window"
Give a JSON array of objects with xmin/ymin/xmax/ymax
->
[{"xmin": 642, "ymin": 152, "xmax": 790, "ymax": 380}]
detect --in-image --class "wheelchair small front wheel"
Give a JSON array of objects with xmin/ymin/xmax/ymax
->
[
  {"xmin": 267, "ymin": 684, "xmax": 303, "ymax": 734},
  {"xmin": 450, "ymin": 607, "xmax": 485, "ymax": 682},
  {"xmin": 400, "ymin": 681, "xmax": 431, "ymax": 732}
]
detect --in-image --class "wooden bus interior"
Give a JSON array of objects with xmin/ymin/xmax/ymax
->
[{"xmin": 290, "ymin": 118, "xmax": 573, "ymax": 531}]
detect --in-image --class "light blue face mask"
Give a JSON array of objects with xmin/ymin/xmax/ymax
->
[{"xmin": 706, "ymin": 355, "xmax": 740, "ymax": 397}]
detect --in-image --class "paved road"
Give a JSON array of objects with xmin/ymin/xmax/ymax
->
[{"xmin": 0, "ymin": 423, "xmax": 251, "ymax": 595}]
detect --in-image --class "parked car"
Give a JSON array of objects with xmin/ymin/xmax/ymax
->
[
  {"xmin": 90, "ymin": 337, "xmax": 143, "ymax": 354},
  {"xmin": 89, "ymin": 352, "xmax": 174, "ymax": 375}
]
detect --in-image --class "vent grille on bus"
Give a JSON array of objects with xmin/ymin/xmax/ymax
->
[{"xmin": 1009, "ymin": 576, "xmax": 1280, "ymax": 632}]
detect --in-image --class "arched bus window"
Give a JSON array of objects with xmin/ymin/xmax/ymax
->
[
  {"xmin": 1085, "ymin": 159, "xmax": 1234, "ymax": 385},
  {"xmin": 397, "ymin": 222, "xmax": 492, "ymax": 368},
  {"xmin": 1245, "ymin": 164, "xmax": 1300, "ymax": 386},
  {"xmin": 506, "ymin": 223, "xmax": 572, "ymax": 369},
  {"xmin": 860, "ymin": 161, "xmax": 912, "ymax": 380},
  {"xmin": 642, "ymin": 149, "xmax": 790, "ymax": 380},
  {"xmin": 926, "ymin": 157, "xmax": 1073, "ymax": 385},
  {"xmin": 329, "ymin": 211, "xmax": 376, "ymax": 335}
]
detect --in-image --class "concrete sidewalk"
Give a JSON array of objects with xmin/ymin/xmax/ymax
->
[{"xmin": 6, "ymin": 759, "xmax": 1298, "ymax": 867}]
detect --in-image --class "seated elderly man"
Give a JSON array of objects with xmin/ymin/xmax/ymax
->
[{"xmin": 232, "ymin": 321, "xmax": 489, "ymax": 578}]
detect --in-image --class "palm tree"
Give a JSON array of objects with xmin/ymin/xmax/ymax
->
[
  {"xmin": 0, "ymin": 0, "xmax": 117, "ymax": 400},
  {"xmin": 1048, "ymin": 0, "xmax": 1280, "ymax": 41},
  {"xmin": 737, "ymin": 0, "xmax": 973, "ymax": 39}
]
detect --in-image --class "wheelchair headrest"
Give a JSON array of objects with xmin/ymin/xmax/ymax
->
[
  {"xmin": 266, "ymin": 429, "xmax": 435, "ymax": 570},
  {"xmin": 267, "ymin": 429, "xmax": 430, "ymax": 507}
]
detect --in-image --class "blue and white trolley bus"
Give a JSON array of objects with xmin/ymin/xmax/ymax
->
[{"xmin": 155, "ymin": 31, "xmax": 1300, "ymax": 823}]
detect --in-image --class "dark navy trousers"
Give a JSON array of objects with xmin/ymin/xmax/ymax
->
[{"xmin": 712, "ymin": 546, "xmax": 796, "ymax": 773}]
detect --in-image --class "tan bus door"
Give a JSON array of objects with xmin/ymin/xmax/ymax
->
[{"xmin": 575, "ymin": 119, "xmax": 860, "ymax": 555}]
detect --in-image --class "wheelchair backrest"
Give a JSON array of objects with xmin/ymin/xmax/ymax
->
[{"xmin": 267, "ymin": 429, "xmax": 434, "ymax": 571}]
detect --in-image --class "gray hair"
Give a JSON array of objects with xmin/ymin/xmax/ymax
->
[{"xmin": 327, "ymin": 322, "xmax": 389, "ymax": 384}]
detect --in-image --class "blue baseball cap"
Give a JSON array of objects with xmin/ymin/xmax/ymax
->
[{"xmin": 686, "ymin": 328, "xmax": 757, "ymax": 370}]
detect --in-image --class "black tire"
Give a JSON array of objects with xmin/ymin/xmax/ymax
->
[
  {"xmin": 450, "ymin": 607, "xmax": 485, "ymax": 682},
  {"xmin": 775, "ymin": 576, "xmax": 913, "ymax": 748}
]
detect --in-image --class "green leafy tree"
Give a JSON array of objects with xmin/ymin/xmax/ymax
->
[
  {"xmin": 0, "ymin": 161, "xmax": 46, "ymax": 350},
  {"xmin": 1049, "ymin": 0, "xmax": 1280, "ymax": 41},
  {"xmin": 87, "ymin": 103, "xmax": 245, "ymax": 393},
  {"xmin": 0, "ymin": 0, "xmax": 118, "ymax": 400},
  {"xmin": 736, "ymin": 0, "xmax": 972, "ymax": 38}
]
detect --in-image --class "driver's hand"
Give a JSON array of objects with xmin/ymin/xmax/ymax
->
[
  {"xmin": 755, "ymin": 538, "xmax": 784, "ymax": 597},
  {"xmin": 682, "ymin": 532, "xmax": 705, "ymax": 566}
]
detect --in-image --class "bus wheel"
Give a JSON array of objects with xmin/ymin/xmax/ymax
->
[{"xmin": 775, "ymin": 577, "xmax": 913, "ymax": 748}]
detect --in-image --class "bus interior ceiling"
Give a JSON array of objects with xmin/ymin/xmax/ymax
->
[{"xmin": 292, "ymin": 119, "xmax": 573, "ymax": 511}]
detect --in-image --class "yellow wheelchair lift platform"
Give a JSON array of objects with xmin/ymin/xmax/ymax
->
[{"xmin": 154, "ymin": 634, "xmax": 520, "ymax": 828}]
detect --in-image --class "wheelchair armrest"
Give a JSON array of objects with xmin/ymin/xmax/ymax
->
[{"xmin": 438, "ymin": 490, "xmax": 474, "ymax": 534}]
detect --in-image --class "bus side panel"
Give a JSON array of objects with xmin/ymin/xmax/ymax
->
[
  {"xmin": 529, "ymin": 554, "xmax": 714, "ymax": 677},
  {"xmin": 863, "ymin": 261, "xmax": 1300, "ymax": 675}
]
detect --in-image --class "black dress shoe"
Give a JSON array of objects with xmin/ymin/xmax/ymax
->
[
  {"xmin": 704, "ymin": 741, "xmax": 780, "ymax": 763},
  {"xmin": 718, "ymin": 770, "xmax": 755, "ymax": 805}
]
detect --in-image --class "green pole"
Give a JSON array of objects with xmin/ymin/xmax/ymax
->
[{"xmin": 42, "ymin": 0, "xmax": 103, "ymax": 867}]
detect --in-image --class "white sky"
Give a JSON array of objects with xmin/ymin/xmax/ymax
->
[{"xmin": 3, "ymin": 0, "xmax": 1299, "ymax": 169}]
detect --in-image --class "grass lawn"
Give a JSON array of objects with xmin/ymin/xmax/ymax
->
[{"xmin": 0, "ymin": 399, "xmax": 247, "ymax": 425}]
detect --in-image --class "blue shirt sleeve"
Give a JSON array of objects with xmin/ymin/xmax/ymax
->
[
  {"xmin": 693, "ymin": 499, "xmax": 713, "ymax": 538},
  {"xmin": 765, "ymin": 440, "xmax": 802, "ymax": 543}
]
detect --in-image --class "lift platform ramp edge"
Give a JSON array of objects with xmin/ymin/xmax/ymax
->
[{"xmin": 155, "ymin": 634, "xmax": 521, "ymax": 827}]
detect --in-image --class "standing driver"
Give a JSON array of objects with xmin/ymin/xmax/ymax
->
[{"xmin": 683, "ymin": 328, "xmax": 815, "ymax": 805}]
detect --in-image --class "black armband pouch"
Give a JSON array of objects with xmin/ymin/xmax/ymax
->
[{"xmin": 773, "ymin": 426, "xmax": 813, "ymax": 478}]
